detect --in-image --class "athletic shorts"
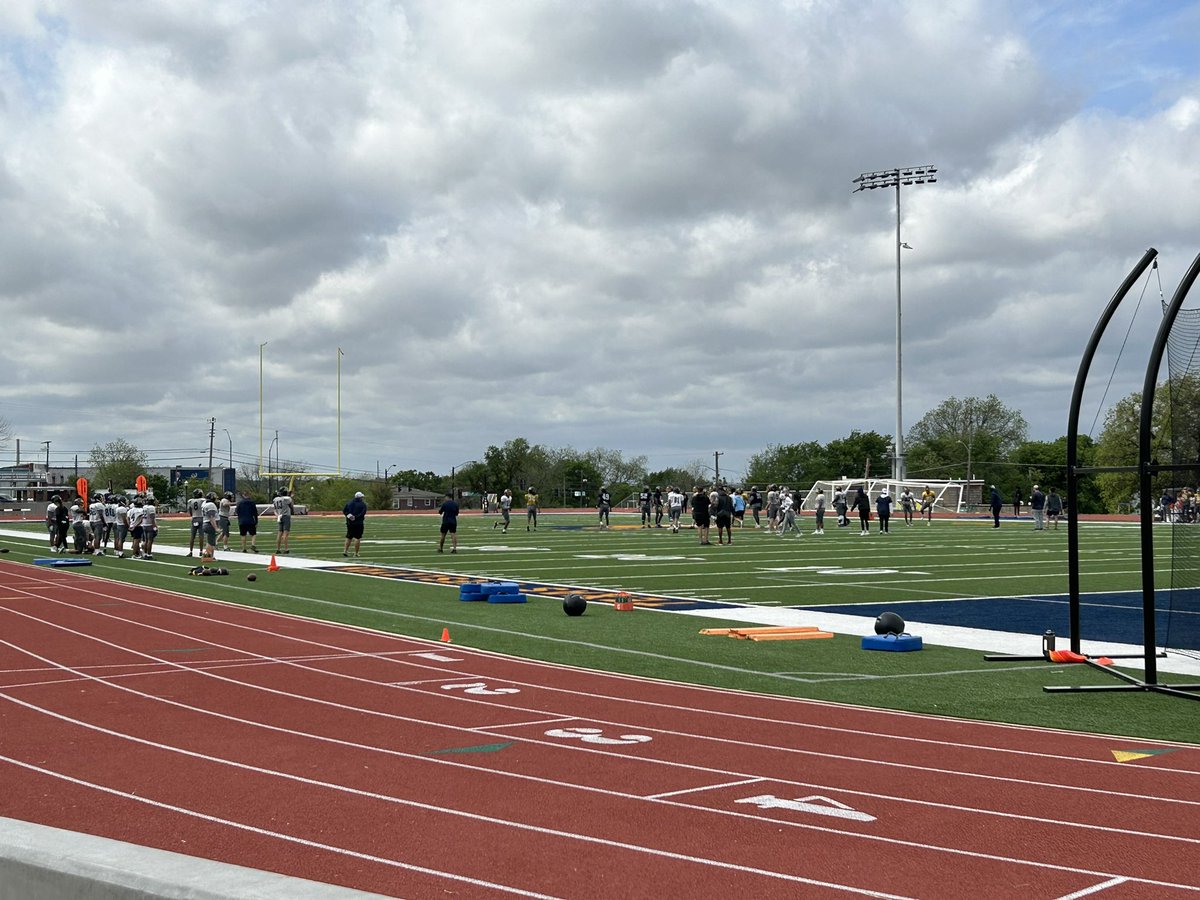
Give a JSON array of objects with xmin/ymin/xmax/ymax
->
[
  {"xmin": 190, "ymin": 519, "xmax": 202, "ymax": 536},
  {"xmin": 501, "ymin": 508, "xmax": 510, "ymax": 523},
  {"xmin": 219, "ymin": 517, "xmax": 231, "ymax": 537},
  {"xmin": 116, "ymin": 524, "xmax": 128, "ymax": 544},
  {"xmin": 203, "ymin": 523, "xmax": 218, "ymax": 543},
  {"xmin": 692, "ymin": 513, "xmax": 711, "ymax": 528},
  {"xmin": 346, "ymin": 520, "xmax": 364, "ymax": 540},
  {"xmin": 715, "ymin": 514, "xmax": 732, "ymax": 528},
  {"xmin": 278, "ymin": 514, "xmax": 292, "ymax": 532},
  {"xmin": 131, "ymin": 525, "xmax": 144, "ymax": 539},
  {"xmin": 239, "ymin": 521, "xmax": 257, "ymax": 536},
  {"xmin": 440, "ymin": 521, "xmax": 458, "ymax": 534}
]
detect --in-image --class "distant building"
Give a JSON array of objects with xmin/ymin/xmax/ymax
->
[{"xmin": 392, "ymin": 486, "xmax": 443, "ymax": 510}]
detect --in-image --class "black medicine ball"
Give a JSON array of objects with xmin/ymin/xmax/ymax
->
[
  {"xmin": 563, "ymin": 594, "xmax": 587, "ymax": 617},
  {"xmin": 874, "ymin": 611, "xmax": 905, "ymax": 635}
]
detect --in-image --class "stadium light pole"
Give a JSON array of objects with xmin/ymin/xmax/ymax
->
[
  {"xmin": 258, "ymin": 341, "xmax": 268, "ymax": 478},
  {"xmin": 852, "ymin": 164, "xmax": 937, "ymax": 482}
]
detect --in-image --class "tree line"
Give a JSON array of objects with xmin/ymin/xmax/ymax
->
[{"xmin": 72, "ymin": 383, "xmax": 1198, "ymax": 514}]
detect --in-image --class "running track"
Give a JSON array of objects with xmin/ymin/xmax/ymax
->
[{"xmin": 0, "ymin": 560, "xmax": 1198, "ymax": 899}]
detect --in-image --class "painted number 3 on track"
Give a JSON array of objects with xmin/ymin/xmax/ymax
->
[{"xmin": 545, "ymin": 727, "xmax": 653, "ymax": 745}]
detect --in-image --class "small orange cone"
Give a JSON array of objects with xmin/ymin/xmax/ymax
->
[
  {"xmin": 440, "ymin": 627, "xmax": 451, "ymax": 643},
  {"xmin": 268, "ymin": 554, "xmax": 281, "ymax": 572}
]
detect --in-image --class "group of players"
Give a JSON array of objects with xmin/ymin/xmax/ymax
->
[
  {"xmin": 44, "ymin": 492, "xmax": 160, "ymax": 559},
  {"xmin": 581, "ymin": 483, "xmax": 942, "ymax": 542},
  {"xmin": 42, "ymin": 486, "xmax": 302, "ymax": 562}
]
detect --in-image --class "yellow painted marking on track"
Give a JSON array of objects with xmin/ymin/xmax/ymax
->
[{"xmin": 1111, "ymin": 748, "xmax": 1178, "ymax": 763}]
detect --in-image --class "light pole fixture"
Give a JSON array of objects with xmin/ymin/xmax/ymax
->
[
  {"xmin": 223, "ymin": 429, "xmax": 233, "ymax": 469},
  {"xmin": 258, "ymin": 341, "xmax": 268, "ymax": 477},
  {"xmin": 451, "ymin": 460, "xmax": 477, "ymax": 499},
  {"xmin": 954, "ymin": 439, "xmax": 973, "ymax": 484},
  {"xmin": 853, "ymin": 164, "xmax": 937, "ymax": 482}
]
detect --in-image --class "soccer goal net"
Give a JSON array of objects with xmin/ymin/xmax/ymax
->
[{"xmin": 798, "ymin": 478, "xmax": 965, "ymax": 513}]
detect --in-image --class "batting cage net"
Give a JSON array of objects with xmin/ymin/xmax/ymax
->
[{"xmin": 1161, "ymin": 301, "xmax": 1200, "ymax": 659}]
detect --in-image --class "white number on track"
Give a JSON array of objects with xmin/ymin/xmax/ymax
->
[
  {"xmin": 441, "ymin": 681, "xmax": 521, "ymax": 696},
  {"xmin": 544, "ymin": 726, "xmax": 653, "ymax": 745}
]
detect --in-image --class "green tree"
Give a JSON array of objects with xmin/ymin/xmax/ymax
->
[
  {"xmin": 582, "ymin": 447, "xmax": 649, "ymax": 486},
  {"xmin": 559, "ymin": 457, "xmax": 605, "ymax": 507},
  {"xmin": 646, "ymin": 467, "xmax": 696, "ymax": 491},
  {"xmin": 146, "ymin": 473, "xmax": 173, "ymax": 506},
  {"xmin": 1091, "ymin": 375, "xmax": 1200, "ymax": 513},
  {"xmin": 745, "ymin": 441, "xmax": 828, "ymax": 486},
  {"xmin": 482, "ymin": 438, "xmax": 541, "ymax": 492},
  {"xmin": 89, "ymin": 439, "xmax": 148, "ymax": 493},
  {"xmin": 390, "ymin": 469, "xmax": 442, "ymax": 492},
  {"xmin": 824, "ymin": 431, "xmax": 893, "ymax": 480},
  {"xmin": 905, "ymin": 395, "xmax": 1028, "ymax": 488}
]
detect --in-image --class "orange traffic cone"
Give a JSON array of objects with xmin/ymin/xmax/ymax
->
[
  {"xmin": 440, "ymin": 627, "xmax": 451, "ymax": 643},
  {"xmin": 268, "ymin": 554, "xmax": 281, "ymax": 572}
]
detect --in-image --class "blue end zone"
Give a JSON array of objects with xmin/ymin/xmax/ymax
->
[{"xmin": 805, "ymin": 591, "xmax": 1187, "ymax": 646}]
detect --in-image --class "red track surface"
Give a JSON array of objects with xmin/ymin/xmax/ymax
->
[{"xmin": 1, "ymin": 560, "xmax": 1198, "ymax": 899}]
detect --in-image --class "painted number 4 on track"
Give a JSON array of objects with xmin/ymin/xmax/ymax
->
[{"xmin": 736, "ymin": 794, "xmax": 876, "ymax": 823}]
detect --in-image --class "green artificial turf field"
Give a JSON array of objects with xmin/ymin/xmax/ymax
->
[{"xmin": 3, "ymin": 510, "xmax": 1197, "ymax": 743}]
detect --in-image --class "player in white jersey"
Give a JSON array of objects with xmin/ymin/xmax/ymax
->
[
  {"xmin": 140, "ymin": 499, "xmax": 158, "ymax": 559},
  {"xmin": 186, "ymin": 489, "xmax": 204, "ymax": 556},
  {"xmin": 102, "ymin": 494, "xmax": 116, "ymax": 549},
  {"xmin": 667, "ymin": 487, "xmax": 684, "ymax": 533},
  {"xmin": 777, "ymin": 490, "xmax": 802, "ymax": 538},
  {"xmin": 70, "ymin": 501, "xmax": 89, "ymax": 553},
  {"xmin": 88, "ymin": 498, "xmax": 108, "ymax": 554},
  {"xmin": 272, "ymin": 489, "xmax": 295, "ymax": 554},
  {"xmin": 45, "ymin": 500, "xmax": 58, "ymax": 551},
  {"xmin": 766, "ymin": 486, "xmax": 780, "ymax": 531},
  {"xmin": 128, "ymin": 499, "xmax": 145, "ymax": 558},
  {"xmin": 113, "ymin": 497, "xmax": 129, "ymax": 557},
  {"xmin": 218, "ymin": 492, "xmax": 233, "ymax": 550},
  {"xmin": 200, "ymin": 493, "xmax": 220, "ymax": 559}
]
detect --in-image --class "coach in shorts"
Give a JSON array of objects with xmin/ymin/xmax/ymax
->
[
  {"xmin": 236, "ymin": 490, "xmax": 259, "ymax": 553},
  {"xmin": 343, "ymin": 490, "xmax": 367, "ymax": 557}
]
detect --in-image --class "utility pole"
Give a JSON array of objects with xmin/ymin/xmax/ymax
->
[
  {"xmin": 207, "ymin": 417, "xmax": 216, "ymax": 474},
  {"xmin": 714, "ymin": 450, "xmax": 723, "ymax": 484},
  {"xmin": 42, "ymin": 441, "xmax": 51, "ymax": 469}
]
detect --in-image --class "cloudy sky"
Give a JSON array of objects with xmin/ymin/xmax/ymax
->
[{"xmin": 2, "ymin": 0, "xmax": 1199, "ymax": 482}]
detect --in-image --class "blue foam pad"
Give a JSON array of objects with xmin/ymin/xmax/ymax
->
[
  {"xmin": 33, "ymin": 557, "xmax": 94, "ymax": 567},
  {"xmin": 480, "ymin": 581, "xmax": 520, "ymax": 596},
  {"xmin": 861, "ymin": 634, "xmax": 923, "ymax": 652},
  {"xmin": 487, "ymin": 593, "xmax": 528, "ymax": 604},
  {"xmin": 460, "ymin": 584, "xmax": 486, "ymax": 601}
]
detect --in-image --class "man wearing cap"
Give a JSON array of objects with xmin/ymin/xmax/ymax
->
[
  {"xmin": 1030, "ymin": 484, "xmax": 1046, "ymax": 531},
  {"xmin": 343, "ymin": 490, "xmax": 368, "ymax": 557}
]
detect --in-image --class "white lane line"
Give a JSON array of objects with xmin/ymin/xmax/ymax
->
[
  {"xmin": 1054, "ymin": 876, "xmax": 1129, "ymax": 899},
  {"xmin": 646, "ymin": 778, "xmax": 765, "ymax": 800}
]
